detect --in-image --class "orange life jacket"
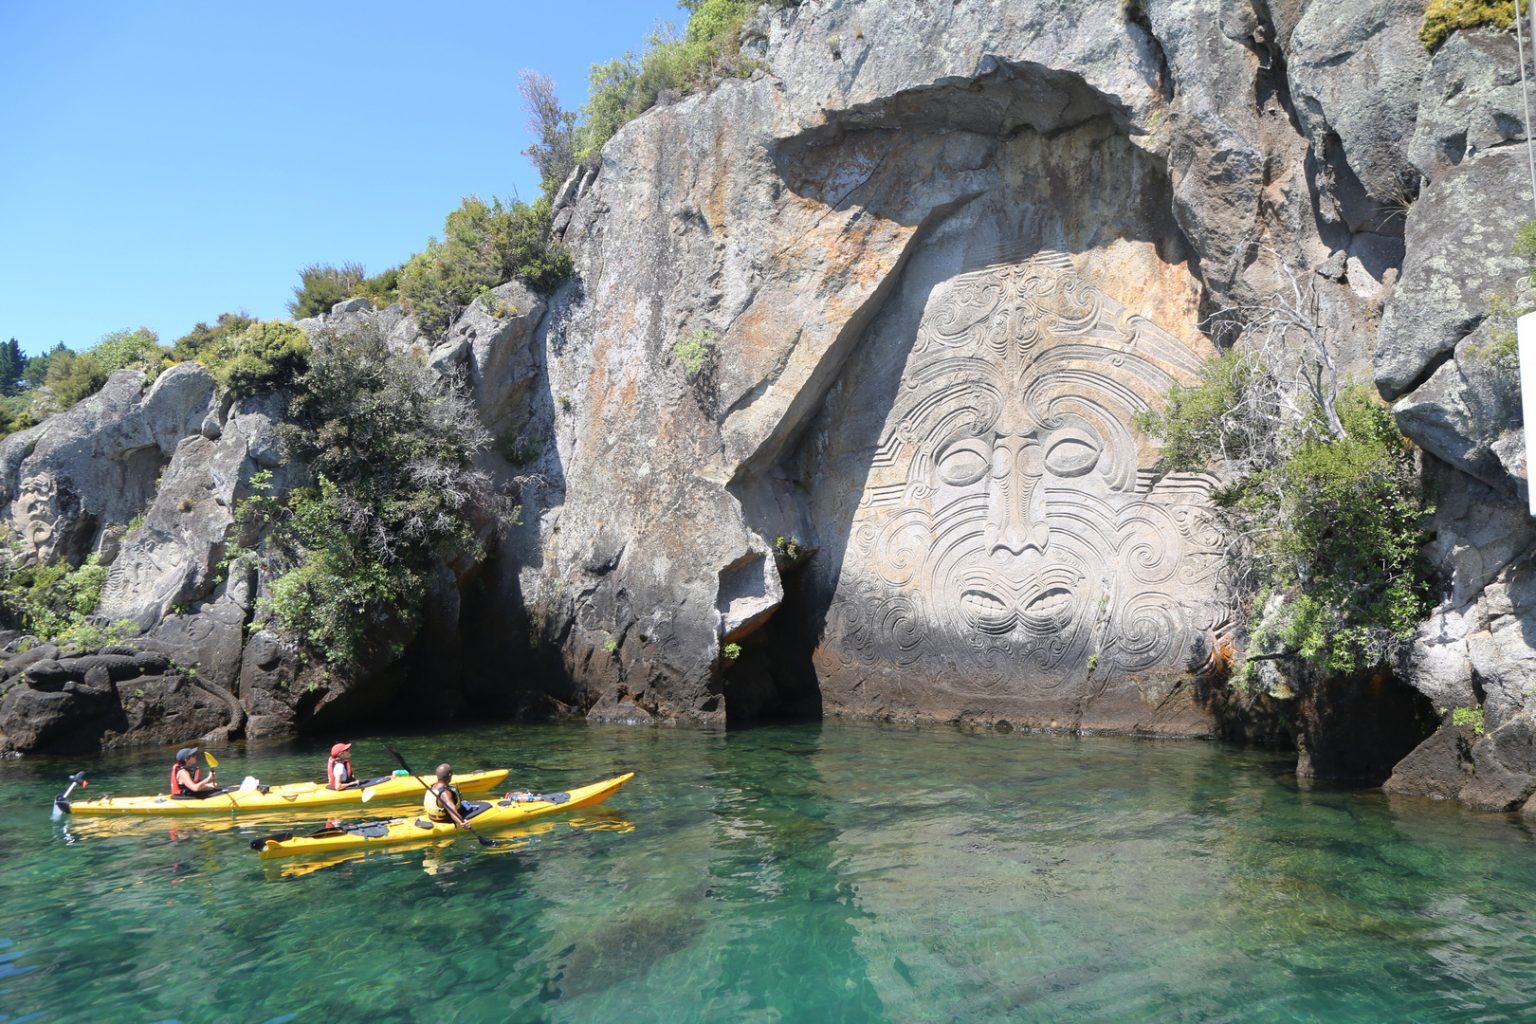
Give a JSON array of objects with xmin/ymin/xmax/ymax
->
[
  {"xmin": 326, "ymin": 754, "xmax": 353, "ymax": 790},
  {"xmin": 170, "ymin": 763, "xmax": 201, "ymax": 795}
]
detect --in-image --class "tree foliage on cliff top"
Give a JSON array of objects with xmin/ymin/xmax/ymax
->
[
  {"xmin": 288, "ymin": 263, "xmax": 400, "ymax": 319},
  {"xmin": 398, "ymin": 196, "xmax": 570, "ymax": 338}
]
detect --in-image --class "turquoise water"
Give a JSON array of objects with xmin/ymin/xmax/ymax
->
[{"xmin": 3, "ymin": 722, "xmax": 1536, "ymax": 1023}]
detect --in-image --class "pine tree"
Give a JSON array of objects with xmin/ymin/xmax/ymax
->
[{"xmin": 0, "ymin": 338, "xmax": 22, "ymax": 396}]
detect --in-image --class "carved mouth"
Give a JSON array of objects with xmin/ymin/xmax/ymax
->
[
  {"xmin": 960, "ymin": 589, "xmax": 1015, "ymax": 634},
  {"xmin": 1021, "ymin": 587, "xmax": 1074, "ymax": 627}
]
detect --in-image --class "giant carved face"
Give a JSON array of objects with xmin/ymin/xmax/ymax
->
[{"xmin": 825, "ymin": 252, "xmax": 1229, "ymax": 696}]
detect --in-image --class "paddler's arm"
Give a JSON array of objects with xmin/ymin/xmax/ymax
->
[{"xmin": 444, "ymin": 787, "xmax": 470, "ymax": 829}]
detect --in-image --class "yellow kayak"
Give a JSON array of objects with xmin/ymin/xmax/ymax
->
[
  {"xmin": 57, "ymin": 769, "xmax": 511, "ymax": 816},
  {"xmin": 253, "ymin": 772, "xmax": 635, "ymax": 859},
  {"xmin": 266, "ymin": 814, "xmax": 637, "ymax": 878}
]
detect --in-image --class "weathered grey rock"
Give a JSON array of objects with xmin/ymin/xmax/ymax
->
[
  {"xmin": 1376, "ymin": 148, "xmax": 1529, "ymax": 399},
  {"xmin": 1408, "ymin": 29, "xmax": 1528, "ymax": 181},
  {"xmin": 1286, "ymin": 0, "xmax": 1427, "ymax": 208},
  {"xmin": 96, "ymin": 432, "xmax": 244, "ymax": 628},
  {"xmin": 1384, "ymin": 724, "xmax": 1477, "ymax": 799},
  {"xmin": 1460, "ymin": 716, "xmax": 1536, "ymax": 811},
  {"xmin": 1, "ymin": 366, "xmax": 217, "ymax": 564},
  {"xmin": 1392, "ymin": 322, "xmax": 1524, "ymax": 495}
]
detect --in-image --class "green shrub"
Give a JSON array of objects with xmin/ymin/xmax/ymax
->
[
  {"xmin": 22, "ymin": 342, "xmax": 67, "ymax": 391},
  {"xmin": 399, "ymin": 196, "xmax": 572, "ymax": 338},
  {"xmin": 212, "ymin": 320, "xmax": 310, "ymax": 396},
  {"xmin": 289, "ymin": 263, "xmax": 367, "ymax": 319},
  {"xmin": 41, "ymin": 350, "xmax": 107, "ymax": 410},
  {"xmin": 0, "ymin": 394, "xmax": 35, "ymax": 437},
  {"xmin": 171, "ymin": 313, "xmax": 256, "ymax": 364},
  {"xmin": 92, "ymin": 327, "xmax": 165, "ymax": 374},
  {"xmin": 674, "ymin": 328, "xmax": 716, "ymax": 378},
  {"xmin": 240, "ymin": 322, "xmax": 506, "ymax": 666},
  {"xmin": 576, "ymin": 1, "xmax": 761, "ymax": 162},
  {"xmin": 1452, "ymin": 705, "xmax": 1487, "ymax": 736},
  {"xmin": 1421, "ymin": 0, "xmax": 1520, "ymax": 51},
  {"xmin": 39, "ymin": 328, "xmax": 165, "ymax": 412},
  {"xmin": 722, "ymin": 641, "xmax": 742, "ymax": 660},
  {"xmin": 1142, "ymin": 366, "xmax": 1433, "ymax": 677},
  {"xmin": 357, "ymin": 266, "xmax": 400, "ymax": 307},
  {"xmin": 0, "ymin": 555, "xmax": 108, "ymax": 641}
]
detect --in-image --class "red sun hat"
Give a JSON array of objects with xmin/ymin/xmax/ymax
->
[{"xmin": 330, "ymin": 742, "xmax": 352, "ymax": 757}]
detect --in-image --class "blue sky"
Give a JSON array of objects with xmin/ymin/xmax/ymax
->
[{"xmin": 0, "ymin": 1, "xmax": 681, "ymax": 355}]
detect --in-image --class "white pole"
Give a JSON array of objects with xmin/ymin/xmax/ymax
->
[
  {"xmin": 1519, "ymin": 0, "xmax": 1536, "ymax": 212},
  {"xmin": 1520, "ymin": 313, "xmax": 1536, "ymax": 516},
  {"xmin": 1517, "ymin": 4, "xmax": 1536, "ymax": 515}
]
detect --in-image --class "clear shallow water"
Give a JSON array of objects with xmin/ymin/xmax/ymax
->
[{"xmin": 3, "ymin": 722, "xmax": 1536, "ymax": 1023}]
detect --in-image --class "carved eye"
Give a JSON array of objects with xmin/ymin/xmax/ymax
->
[
  {"xmin": 1044, "ymin": 435, "xmax": 1099, "ymax": 477},
  {"xmin": 936, "ymin": 440, "xmax": 991, "ymax": 487}
]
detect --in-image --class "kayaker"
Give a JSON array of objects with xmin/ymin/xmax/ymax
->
[
  {"xmin": 326, "ymin": 742, "xmax": 357, "ymax": 790},
  {"xmin": 170, "ymin": 747, "xmax": 219, "ymax": 798},
  {"xmin": 423, "ymin": 763, "xmax": 470, "ymax": 829}
]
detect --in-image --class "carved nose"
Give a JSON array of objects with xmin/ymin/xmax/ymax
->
[{"xmin": 989, "ymin": 453, "xmax": 1049, "ymax": 557}]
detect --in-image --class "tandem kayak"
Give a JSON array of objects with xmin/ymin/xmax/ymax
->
[
  {"xmin": 57, "ymin": 768, "xmax": 511, "ymax": 816},
  {"xmin": 253, "ymin": 772, "xmax": 635, "ymax": 859}
]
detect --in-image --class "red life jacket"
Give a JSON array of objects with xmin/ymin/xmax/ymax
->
[
  {"xmin": 326, "ymin": 754, "xmax": 352, "ymax": 790},
  {"xmin": 170, "ymin": 763, "xmax": 201, "ymax": 795}
]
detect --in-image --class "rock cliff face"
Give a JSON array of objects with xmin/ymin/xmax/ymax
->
[{"xmin": 6, "ymin": 0, "xmax": 1536, "ymax": 814}]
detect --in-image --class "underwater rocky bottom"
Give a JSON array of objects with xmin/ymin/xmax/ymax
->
[{"xmin": 1, "ymin": 718, "xmax": 1533, "ymax": 1023}]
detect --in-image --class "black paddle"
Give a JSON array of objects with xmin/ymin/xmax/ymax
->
[{"xmin": 382, "ymin": 742, "xmax": 506, "ymax": 848}]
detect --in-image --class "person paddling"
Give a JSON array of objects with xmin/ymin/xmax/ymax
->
[
  {"xmin": 170, "ymin": 747, "xmax": 219, "ymax": 799},
  {"xmin": 326, "ymin": 742, "xmax": 358, "ymax": 790},
  {"xmin": 423, "ymin": 763, "xmax": 471, "ymax": 829}
]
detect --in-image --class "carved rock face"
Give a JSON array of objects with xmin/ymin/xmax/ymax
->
[{"xmin": 807, "ymin": 248, "xmax": 1231, "ymax": 728}]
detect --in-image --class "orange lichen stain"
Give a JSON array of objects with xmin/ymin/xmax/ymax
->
[
  {"xmin": 1085, "ymin": 241, "xmax": 1207, "ymax": 354},
  {"xmin": 701, "ymin": 125, "xmax": 731, "ymax": 233},
  {"xmin": 1207, "ymin": 636, "xmax": 1237, "ymax": 679}
]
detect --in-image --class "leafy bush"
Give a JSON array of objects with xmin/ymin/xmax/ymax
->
[
  {"xmin": 0, "ymin": 555, "xmax": 108, "ymax": 640},
  {"xmin": 171, "ymin": 313, "xmax": 256, "ymax": 364},
  {"xmin": 1421, "ymin": 0, "xmax": 1519, "ymax": 50},
  {"xmin": 37, "ymin": 328, "xmax": 165, "ymax": 412},
  {"xmin": 211, "ymin": 321, "xmax": 310, "ymax": 396},
  {"xmin": 92, "ymin": 327, "xmax": 165, "ymax": 374},
  {"xmin": 289, "ymin": 263, "xmax": 367, "ymax": 319},
  {"xmin": 1142, "ymin": 364, "xmax": 1433, "ymax": 677},
  {"xmin": 239, "ymin": 322, "xmax": 506, "ymax": 666},
  {"xmin": 399, "ymin": 196, "xmax": 572, "ymax": 338},
  {"xmin": 674, "ymin": 328, "xmax": 716, "ymax": 378},
  {"xmin": 1452, "ymin": 705, "xmax": 1487, "ymax": 736},
  {"xmin": 576, "ymin": 1, "xmax": 763, "ymax": 163}
]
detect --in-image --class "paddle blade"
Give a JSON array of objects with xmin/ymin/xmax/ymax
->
[
  {"xmin": 203, "ymin": 751, "xmax": 220, "ymax": 769},
  {"xmin": 360, "ymin": 787, "xmax": 377, "ymax": 803}
]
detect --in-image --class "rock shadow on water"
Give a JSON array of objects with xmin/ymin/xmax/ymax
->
[{"xmin": 544, "ymin": 906, "xmax": 707, "ymax": 1000}]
